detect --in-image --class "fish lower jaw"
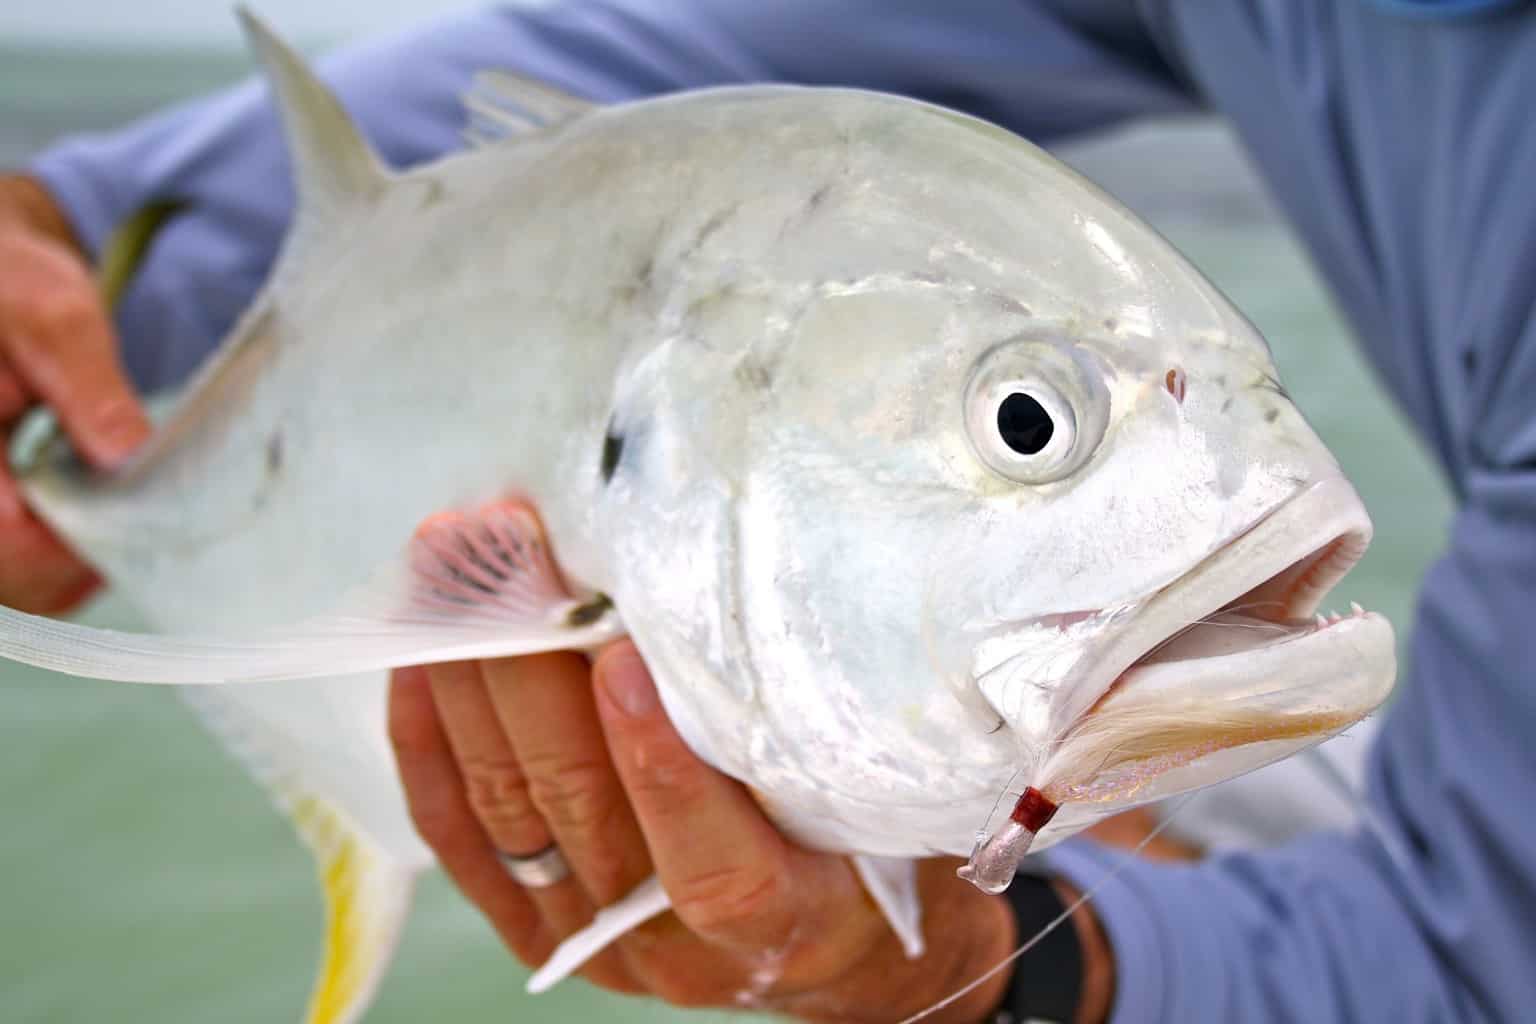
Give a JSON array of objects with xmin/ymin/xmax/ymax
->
[
  {"xmin": 960, "ymin": 605, "xmax": 1394, "ymax": 890},
  {"xmin": 1038, "ymin": 608, "xmax": 1393, "ymax": 808}
]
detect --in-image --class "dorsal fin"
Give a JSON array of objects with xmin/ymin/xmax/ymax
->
[
  {"xmin": 237, "ymin": 8, "xmax": 388, "ymax": 234},
  {"xmin": 461, "ymin": 70, "xmax": 596, "ymax": 147},
  {"xmin": 18, "ymin": 14, "xmax": 395, "ymax": 551}
]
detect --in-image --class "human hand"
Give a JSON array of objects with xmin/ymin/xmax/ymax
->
[
  {"xmin": 388, "ymin": 643, "xmax": 1026, "ymax": 1022},
  {"xmin": 0, "ymin": 174, "xmax": 150, "ymax": 613}
]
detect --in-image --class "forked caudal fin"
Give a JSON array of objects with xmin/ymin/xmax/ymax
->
[{"xmin": 0, "ymin": 502, "xmax": 623, "ymax": 683}]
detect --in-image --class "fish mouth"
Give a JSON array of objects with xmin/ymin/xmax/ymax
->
[{"xmin": 1035, "ymin": 476, "xmax": 1397, "ymax": 810}]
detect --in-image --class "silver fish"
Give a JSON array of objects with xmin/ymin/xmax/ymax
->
[{"xmin": 0, "ymin": 13, "xmax": 1396, "ymax": 1023}]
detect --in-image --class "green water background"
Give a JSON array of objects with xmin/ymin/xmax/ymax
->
[{"xmin": 0, "ymin": 45, "xmax": 1454, "ymax": 1023}]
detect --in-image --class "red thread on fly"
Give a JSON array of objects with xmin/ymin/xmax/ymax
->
[{"xmin": 958, "ymin": 785, "xmax": 1062, "ymax": 895}]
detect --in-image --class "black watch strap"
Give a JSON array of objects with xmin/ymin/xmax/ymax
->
[{"xmin": 990, "ymin": 873, "xmax": 1083, "ymax": 1024}]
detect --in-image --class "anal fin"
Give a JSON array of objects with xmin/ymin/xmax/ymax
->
[
  {"xmin": 287, "ymin": 791, "xmax": 416, "ymax": 1024},
  {"xmin": 180, "ymin": 678, "xmax": 426, "ymax": 1024}
]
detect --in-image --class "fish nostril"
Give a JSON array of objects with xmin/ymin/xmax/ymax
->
[{"xmin": 1165, "ymin": 367, "xmax": 1187, "ymax": 404}]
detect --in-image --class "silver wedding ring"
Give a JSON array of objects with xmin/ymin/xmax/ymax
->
[{"xmin": 497, "ymin": 843, "xmax": 571, "ymax": 888}]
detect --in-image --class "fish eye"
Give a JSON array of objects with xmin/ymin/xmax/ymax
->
[
  {"xmin": 997, "ymin": 392, "xmax": 1055, "ymax": 455},
  {"xmin": 964, "ymin": 338, "xmax": 1108, "ymax": 484}
]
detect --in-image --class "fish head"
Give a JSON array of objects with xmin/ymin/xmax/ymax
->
[
  {"xmin": 608, "ymin": 91, "xmax": 1396, "ymax": 859},
  {"xmin": 922, "ymin": 317, "xmax": 1393, "ymax": 830},
  {"xmin": 742, "ymin": 312, "xmax": 1391, "ymax": 848}
]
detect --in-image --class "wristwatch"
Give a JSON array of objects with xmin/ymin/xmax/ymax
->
[{"xmin": 988, "ymin": 873, "xmax": 1083, "ymax": 1024}]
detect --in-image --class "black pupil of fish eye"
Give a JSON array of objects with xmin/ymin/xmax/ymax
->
[{"xmin": 997, "ymin": 392, "xmax": 1054, "ymax": 455}]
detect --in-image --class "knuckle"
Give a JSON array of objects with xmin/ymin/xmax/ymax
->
[
  {"xmin": 623, "ymin": 744, "xmax": 711, "ymax": 808},
  {"xmin": 458, "ymin": 754, "xmax": 543, "ymax": 840},
  {"xmin": 522, "ymin": 751, "xmax": 619, "ymax": 834},
  {"xmin": 19, "ymin": 283, "xmax": 94, "ymax": 338},
  {"xmin": 511, "ymin": 930, "xmax": 555, "ymax": 971},
  {"xmin": 672, "ymin": 863, "xmax": 787, "ymax": 939}
]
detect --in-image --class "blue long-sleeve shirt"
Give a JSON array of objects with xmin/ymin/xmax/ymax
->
[{"xmin": 28, "ymin": 2, "xmax": 1536, "ymax": 1020}]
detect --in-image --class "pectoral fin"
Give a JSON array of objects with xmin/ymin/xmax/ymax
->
[{"xmin": 0, "ymin": 502, "xmax": 622, "ymax": 684}]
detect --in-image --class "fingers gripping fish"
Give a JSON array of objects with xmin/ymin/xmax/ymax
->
[{"xmin": 0, "ymin": 11, "xmax": 1397, "ymax": 1023}]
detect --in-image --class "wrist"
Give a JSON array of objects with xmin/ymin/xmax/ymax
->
[{"xmin": 988, "ymin": 875, "xmax": 1115, "ymax": 1024}]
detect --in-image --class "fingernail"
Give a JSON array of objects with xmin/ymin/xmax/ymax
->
[
  {"xmin": 88, "ymin": 403, "xmax": 151, "ymax": 468},
  {"xmin": 598, "ymin": 645, "xmax": 658, "ymax": 718}
]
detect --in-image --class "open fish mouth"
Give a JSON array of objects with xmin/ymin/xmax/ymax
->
[
  {"xmin": 961, "ymin": 478, "xmax": 1396, "ymax": 893},
  {"xmin": 1039, "ymin": 475, "xmax": 1397, "ymax": 808},
  {"xmin": 1090, "ymin": 529, "xmax": 1376, "ymax": 719}
]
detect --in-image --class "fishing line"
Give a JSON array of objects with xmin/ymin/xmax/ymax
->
[
  {"xmin": 1193, "ymin": 619, "xmax": 1294, "ymax": 634},
  {"xmin": 1142, "ymin": 604, "xmax": 1299, "ymax": 657},
  {"xmin": 1117, "ymin": 604, "xmax": 1297, "ymax": 670},
  {"xmin": 1302, "ymin": 737, "xmax": 1417, "ymax": 878},
  {"xmin": 980, "ymin": 766, "xmax": 1027, "ymax": 841},
  {"xmin": 1204, "ymin": 599, "xmax": 1289, "ymax": 617},
  {"xmin": 898, "ymin": 793, "xmax": 1195, "ymax": 1024}
]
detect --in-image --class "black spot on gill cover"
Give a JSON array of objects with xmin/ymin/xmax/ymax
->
[{"xmin": 601, "ymin": 429, "xmax": 624, "ymax": 483}]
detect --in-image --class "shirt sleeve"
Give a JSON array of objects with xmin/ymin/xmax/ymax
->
[
  {"xmin": 26, "ymin": 0, "xmax": 1194, "ymax": 391},
  {"xmin": 1049, "ymin": 4, "xmax": 1536, "ymax": 1021}
]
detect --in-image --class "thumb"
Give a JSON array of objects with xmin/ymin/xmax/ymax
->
[{"xmin": 0, "ymin": 229, "xmax": 150, "ymax": 468}]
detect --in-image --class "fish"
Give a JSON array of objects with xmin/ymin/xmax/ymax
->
[{"xmin": 0, "ymin": 12, "xmax": 1397, "ymax": 1024}]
